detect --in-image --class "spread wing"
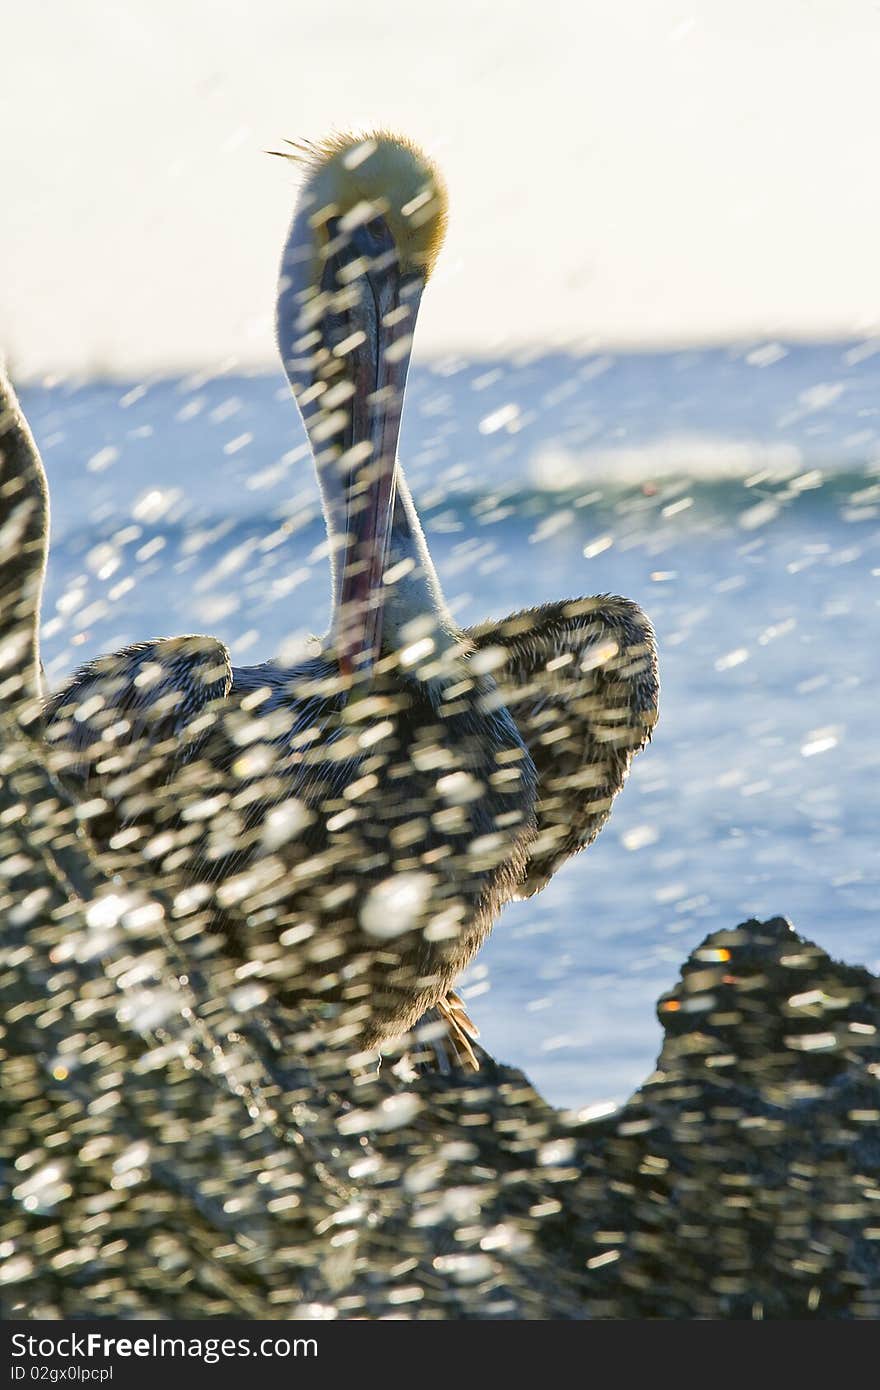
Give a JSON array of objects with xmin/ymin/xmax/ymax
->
[
  {"xmin": 43, "ymin": 635, "xmax": 233, "ymax": 810},
  {"xmin": 468, "ymin": 596, "xmax": 659, "ymax": 898}
]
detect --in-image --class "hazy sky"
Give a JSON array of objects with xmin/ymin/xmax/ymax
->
[{"xmin": 4, "ymin": 1, "xmax": 880, "ymax": 374}]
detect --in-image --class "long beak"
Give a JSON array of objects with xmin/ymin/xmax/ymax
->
[{"xmin": 335, "ymin": 275, "xmax": 418, "ymax": 680}]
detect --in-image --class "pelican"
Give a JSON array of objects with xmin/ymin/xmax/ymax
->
[{"xmin": 44, "ymin": 132, "xmax": 659, "ymax": 1064}]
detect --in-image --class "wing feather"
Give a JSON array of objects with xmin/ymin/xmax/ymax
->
[
  {"xmin": 468, "ymin": 596, "xmax": 659, "ymax": 896},
  {"xmin": 43, "ymin": 634, "xmax": 233, "ymax": 803}
]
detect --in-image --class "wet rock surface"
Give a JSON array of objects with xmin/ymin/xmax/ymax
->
[{"xmin": 558, "ymin": 915, "xmax": 880, "ymax": 1318}]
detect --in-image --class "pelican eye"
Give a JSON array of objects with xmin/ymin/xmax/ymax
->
[
  {"xmin": 349, "ymin": 216, "xmax": 396, "ymax": 267},
  {"xmin": 361, "ymin": 216, "xmax": 384, "ymax": 245}
]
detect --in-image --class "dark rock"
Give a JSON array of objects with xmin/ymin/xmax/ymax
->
[{"xmin": 554, "ymin": 917, "xmax": 880, "ymax": 1318}]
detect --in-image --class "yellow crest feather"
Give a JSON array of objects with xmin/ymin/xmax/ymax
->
[{"xmin": 273, "ymin": 130, "xmax": 448, "ymax": 280}]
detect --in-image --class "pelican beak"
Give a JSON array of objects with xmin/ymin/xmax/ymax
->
[{"xmin": 334, "ymin": 265, "xmax": 420, "ymax": 680}]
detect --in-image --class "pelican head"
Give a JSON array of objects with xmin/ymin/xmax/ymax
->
[{"xmin": 275, "ymin": 132, "xmax": 448, "ymax": 678}]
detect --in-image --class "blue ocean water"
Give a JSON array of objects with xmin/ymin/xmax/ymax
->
[{"xmin": 21, "ymin": 342, "xmax": 880, "ymax": 1108}]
